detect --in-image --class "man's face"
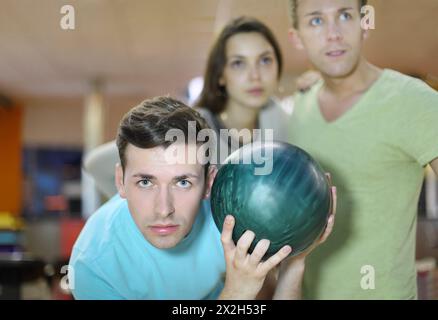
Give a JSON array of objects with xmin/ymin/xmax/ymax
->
[
  {"xmin": 116, "ymin": 144, "xmax": 215, "ymax": 249},
  {"xmin": 292, "ymin": 0, "xmax": 365, "ymax": 78}
]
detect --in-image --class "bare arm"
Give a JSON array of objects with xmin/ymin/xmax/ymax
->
[
  {"xmin": 271, "ymin": 215, "xmax": 334, "ymax": 300},
  {"xmin": 430, "ymin": 157, "xmax": 438, "ymax": 175},
  {"xmin": 273, "ymin": 181, "xmax": 337, "ymax": 300},
  {"xmin": 255, "ymin": 268, "xmax": 279, "ymax": 300},
  {"xmin": 272, "ymin": 259, "xmax": 305, "ymax": 300}
]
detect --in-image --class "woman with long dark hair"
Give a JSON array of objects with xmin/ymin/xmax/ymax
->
[
  {"xmin": 84, "ymin": 17, "xmax": 318, "ymax": 198},
  {"xmin": 195, "ymin": 16, "xmax": 288, "ymax": 153}
]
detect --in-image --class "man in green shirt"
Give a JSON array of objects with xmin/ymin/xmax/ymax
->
[{"xmin": 287, "ymin": 0, "xmax": 438, "ymax": 299}]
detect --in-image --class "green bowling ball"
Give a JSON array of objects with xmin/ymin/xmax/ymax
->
[{"xmin": 211, "ymin": 141, "xmax": 332, "ymax": 258}]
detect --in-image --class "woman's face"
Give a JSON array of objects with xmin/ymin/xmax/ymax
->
[{"xmin": 220, "ymin": 32, "xmax": 279, "ymax": 110}]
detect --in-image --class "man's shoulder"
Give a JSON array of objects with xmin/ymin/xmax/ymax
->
[
  {"xmin": 292, "ymin": 81, "xmax": 322, "ymax": 108},
  {"xmin": 72, "ymin": 195, "xmax": 127, "ymax": 259},
  {"xmin": 380, "ymin": 69, "xmax": 438, "ymax": 100},
  {"xmin": 286, "ymin": 82, "xmax": 322, "ymax": 124}
]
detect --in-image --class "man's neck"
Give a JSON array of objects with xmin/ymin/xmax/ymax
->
[
  {"xmin": 316, "ymin": 59, "xmax": 383, "ymax": 122},
  {"xmin": 321, "ymin": 59, "xmax": 382, "ymax": 100}
]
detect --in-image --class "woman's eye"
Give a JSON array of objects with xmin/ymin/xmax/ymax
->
[
  {"xmin": 310, "ymin": 17, "xmax": 323, "ymax": 26},
  {"xmin": 138, "ymin": 179, "xmax": 152, "ymax": 188},
  {"xmin": 260, "ymin": 56, "xmax": 273, "ymax": 65},
  {"xmin": 340, "ymin": 12, "xmax": 352, "ymax": 21},
  {"xmin": 230, "ymin": 60, "xmax": 245, "ymax": 69},
  {"xmin": 176, "ymin": 180, "xmax": 192, "ymax": 188}
]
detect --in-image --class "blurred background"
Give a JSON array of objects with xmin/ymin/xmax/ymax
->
[{"xmin": 0, "ymin": 0, "xmax": 437, "ymax": 299}]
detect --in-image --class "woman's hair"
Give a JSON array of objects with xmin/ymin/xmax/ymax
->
[{"xmin": 195, "ymin": 16, "xmax": 283, "ymax": 114}]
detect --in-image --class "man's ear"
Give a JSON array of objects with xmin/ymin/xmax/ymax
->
[
  {"xmin": 288, "ymin": 28, "xmax": 304, "ymax": 50},
  {"xmin": 115, "ymin": 163, "xmax": 127, "ymax": 199},
  {"xmin": 204, "ymin": 165, "xmax": 218, "ymax": 199}
]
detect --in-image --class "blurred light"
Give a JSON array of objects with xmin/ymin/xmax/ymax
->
[
  {"xmin": 44, "ymin": 195, "xmax": 68, "ymax": 212},
  {"xmin": 187, "ymin": 76, "xmax": 204, "ymax": 106}
]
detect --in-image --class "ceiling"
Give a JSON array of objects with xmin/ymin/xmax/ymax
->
[{"xmin": 0, "ymin": 0, "xmax": 437, "ymax": 101}]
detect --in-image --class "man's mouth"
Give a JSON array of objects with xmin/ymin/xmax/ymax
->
[
  {"xmin": 326, "ymin": 50, "xmax": 347, "ymax": 57},
  {"xmin": 149, "ymin": 224, "xmax": 179, "ymax": 235}
]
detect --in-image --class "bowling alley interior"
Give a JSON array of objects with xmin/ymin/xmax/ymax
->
[{"xmin": 0, "ymin": 0, "xmax": 437, "ymax": 300}]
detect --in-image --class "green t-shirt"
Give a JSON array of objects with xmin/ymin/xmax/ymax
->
[{"xmin": 288, "ymin": 69, "xmax": 438, "ymax": 299}]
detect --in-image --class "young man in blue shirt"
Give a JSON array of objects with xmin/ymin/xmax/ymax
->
[{"xmin": 69, "ymin": 96, "xmax": 335, "ymax": 299}]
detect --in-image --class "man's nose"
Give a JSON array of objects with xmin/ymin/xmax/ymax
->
[
  {"xmin": 326, "ymin": 21, "xmax": 343, "ymax": 42},
  {"xmin": 154, "ymin": 187, "xmax": 175, "ymax": 218}
]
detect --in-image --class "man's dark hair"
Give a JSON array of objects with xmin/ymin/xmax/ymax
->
[
  {"xmin": 289, "ymin": 0, "xmax": 368, "ymax": 29},
  {"xmin": 116, "ymin": 96, "xmax": 210, "ymax": 173}
]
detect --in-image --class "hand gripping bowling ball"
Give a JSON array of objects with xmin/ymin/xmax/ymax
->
[{"xmin": 211, "ymin": 141, "xmax": 332, "ymax": 258}]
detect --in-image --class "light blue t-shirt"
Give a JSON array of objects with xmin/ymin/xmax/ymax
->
[{"xmin": 69, "ymin": 195, "xmax": 225, "ymax": 299}]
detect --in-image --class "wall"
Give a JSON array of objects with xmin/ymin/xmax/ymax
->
[
  {"xmin": 22, "ymin": 97, "xmax": 84, "ymax": 148},
  {"xmin": 0, "ymin": 105, "xmax": 22, "ymax": 215}
]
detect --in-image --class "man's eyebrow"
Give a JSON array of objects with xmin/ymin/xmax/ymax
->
[
  {"xmin": 132, "ymin": 173, "xmax": 155, "ymax": 179},
  {"xmin": 305, "ymin": 7, "xmax": 354, "ymax": 17},
  {"xmin": 305, "ymin": 10, "xmax": 322, "ymax": 17},
  {"xmin": 173, "ymin": 174, "xmax": 200, "ymax": 180},
  {"xmin": 130, "ymin": 173, "xmax": 200, "ymax": 180},
  {"xmin": 338, "ymin": 7, "xmax": 354, "ymax": 12}
]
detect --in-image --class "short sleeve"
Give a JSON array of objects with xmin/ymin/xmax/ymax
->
[{"xmin": 390, "ymin": 78, "xmax": 438, "ymax": 166}]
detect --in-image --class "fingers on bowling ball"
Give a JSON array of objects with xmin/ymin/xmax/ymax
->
[
  {"xmin": 220, "ymin": 215, "xmax": 235, "ymax": 249},
  {"xmin": 321, "ymin": 215, "xmax": 335, "ymax": 243},
  {"xmin": 235, "ymin": 230, "xmax": 256, "ymax": 259},
  {"xmin": 223, "ymin": 215, "xmax": 235, "ymax": 229},
  {"xmin": 249, "ymin": 239, "xmax": 271, "ymax": 265},
  {"xmin": 317, "ymin": 214, "xmax": 333, "ymax": 245},
  {"xmin": 261, "ymin": 246, "xmax": 293, "ymax": 273},
  {"xmin": 325, "ymin": 172, "xmax": 333, "ymax": 185},
  {"xmin": 331, "ymin": 186, "xmax": 337, "ymax": 215}
]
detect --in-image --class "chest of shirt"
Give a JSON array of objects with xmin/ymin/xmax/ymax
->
[
  {"xmin": 288, "ymin": 100, "xmax": 423, "ymax": 190},
  {"xmin": 103, "ymin": 211, "xmax": 226, "ymax": 299}
]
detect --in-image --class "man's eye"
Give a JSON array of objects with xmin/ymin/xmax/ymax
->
[
  {"xmin": 310, "ymin": 17, "xmax": 323, "ymax": 26},
  {"xmin": 340, "ymin": 12, "xmax": 352, "ymax": 21},
  {"xmin": 176, "ymin": 180, "xmax": 192, "ymax": 188},
  {"xmin": 138, "ymin": 179, "xmax": 152, "ymax": 188}
]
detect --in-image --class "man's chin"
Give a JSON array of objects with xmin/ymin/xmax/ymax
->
[
  {"xmin": 144, "ymin": 234, "xmax": 182, "ymax": 249},
  {"xmin": 321, "ymin": 66, "xmax": 356, "ymax": 80},
  {"xmin": 319, "ymin": 57, "xmax": 362, "ymax": 80}
]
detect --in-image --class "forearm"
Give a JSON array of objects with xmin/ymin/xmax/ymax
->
[
  {"xmin": 255, "ymin": 268, "xmax": 279, "ymax": 300},
  {"xmin": 272, "ymin": 259, "xmax": 305, "ymax": 300},
  {"xmin": 431, "ymin": 158, "xmax": 438, "ymax": 176},
  {"xmin": 218, "ymin": 286, "xmax": 258, "ymax": 300}
]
